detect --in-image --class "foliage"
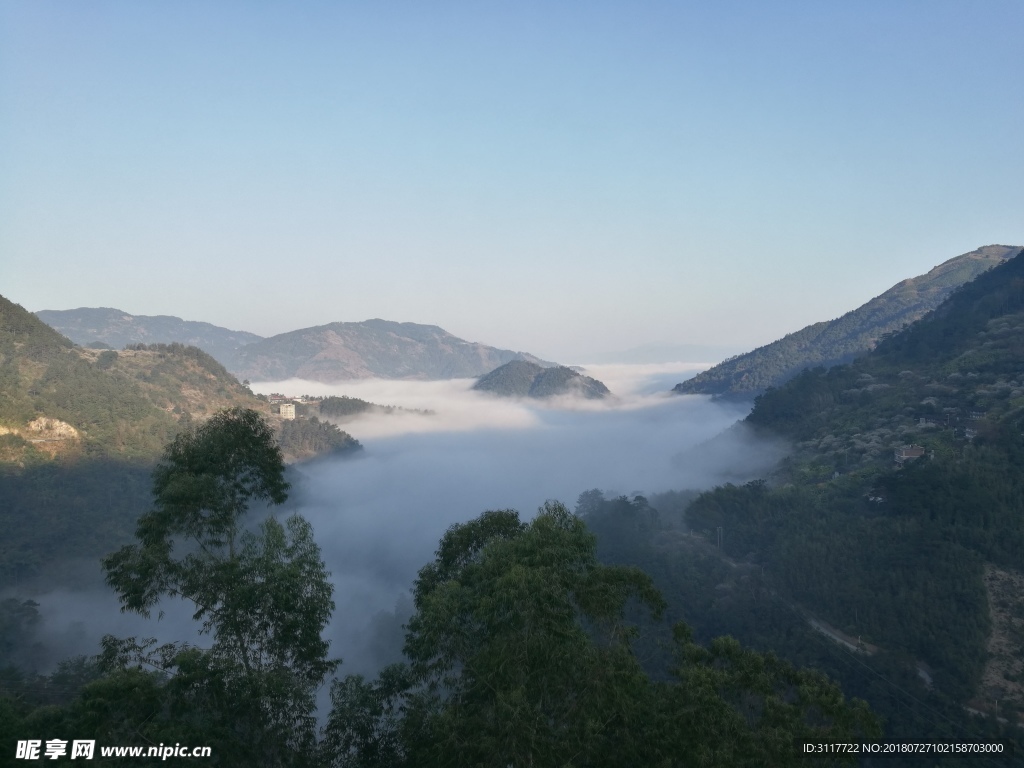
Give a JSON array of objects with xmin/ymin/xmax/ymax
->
[
  {"xmin": 325, "ymin": 503, "xmax": 877, "ymax": 767},
  {"xmin": 472, "ymin": 360, "xmax": 545, "ymax": 396},
  {"xmin": 640, "ymin": 251, "xmax": 1024, "ymax": 758},
  {"xmin": 277, "ymin": 416, "xmax": 362, "ymax": 462},
  {"xmin": 104, "ymin": 408, "xmax": 289, "ymax": 617},
  {"xmin": 0, "ymin": 598, "xmax": 42, "ymax": 671},
  {"xmin": 0, "ymin": 458, "xmax": 153, "ymax": 584},
  {"xmin": 319, "ymin": 396, "xmax": 375, "ymax": 418},
  {"xmin": 1, "ymin": 296, "xmax": 274, "ymax": 462},
  {"xmin": 0, "ymin": 295, "xmax": 74, "ymax": 358},
  {"xmin": 99, "ymin": 408, "xmax": 337, "ymax": 765},
  {"xmin": 577, "ymin": 490, "xmax": 1019, "ymax": 765},
  {"xmin": 528, "ymin": 365, "xmax": 609, "ymax": 398}
]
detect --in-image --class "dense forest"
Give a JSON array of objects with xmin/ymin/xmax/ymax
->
[
  {"xmin": 316, "ymin": 395, "xmax": 432, "ymax": 420},
  {"xmin": 277, "ymin": 416, "xmax": 362, "ymax": 462},
  {"xmin": 631, "ymin": 249, "xmax": 1024, "ymax": 761}
]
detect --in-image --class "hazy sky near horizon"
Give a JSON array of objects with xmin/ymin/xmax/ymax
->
[{"xmin": 3, "ymin": 2, "xmax": 1023, "ymax": 361}]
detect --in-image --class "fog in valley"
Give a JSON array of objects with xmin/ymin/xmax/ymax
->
[
  {"xmin": 261, "ymin": 363, "xmax": 787, "ymax": 677},
  {"xmin": 11, "ymin": 363, "xmax": 788, "ymax": 688}
]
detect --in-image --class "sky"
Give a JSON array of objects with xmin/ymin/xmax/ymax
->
[{"xmin": 2, "ymin": 1, "xmax": 1023, "ymax": 361}]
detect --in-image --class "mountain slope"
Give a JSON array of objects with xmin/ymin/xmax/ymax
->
[
  {"xmin": 1, "ymin": 295, "xmax": 361, "ymax": 588},
  {"xmin": 1, "ymin": 299, "xmax": 271, "ymax": 462},
  {"xmin": 674, "ymin": 245, "xmax": 1020, "ymax": 398},
  {"xmin": 676, "ymin": 248, "xmax": 1024, "ymax": 741},
  {"xmin": 233, "ymin": 319, "xmax": 552, "ymax": 382},
  {"xmin": 35, "ymin": 307, "xmax": 264, "ymax": 371},
  {"xmin": 2, "ymin": 296, "xmax": 343, "ymax": 462},
  {"xmin": 576, "ymin": 252, "xmax": 1024, "ymax": 755},
  {"xmin": 473, "ymin": 360, "xmax": 611, "ymax": 399}
]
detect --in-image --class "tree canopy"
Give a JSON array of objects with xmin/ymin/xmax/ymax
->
[
  {"xmin": 325, "ymin": 503, "xmax": 877, "ymax": 767},
  {"xmin": 97, "ymin": 408, "xmax": 337, "ymax": 765}
]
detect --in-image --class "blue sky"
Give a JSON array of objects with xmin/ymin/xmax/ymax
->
[{"xmin": 2, "ymin": 1, "xmax": 1022, "ymax": 361}]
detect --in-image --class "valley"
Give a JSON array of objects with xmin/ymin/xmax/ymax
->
[{"xmin": 5, "ymin": 246, "xmax": 1024, "ymax": 764}]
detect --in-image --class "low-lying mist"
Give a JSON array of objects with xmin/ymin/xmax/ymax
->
[
  {"xmin": 8, "ymin": 363, "xmax": 786, "ymax": 686},
  {"xmin": 255, "ymin": 363, "xmax": 786, "ymax": 675}
]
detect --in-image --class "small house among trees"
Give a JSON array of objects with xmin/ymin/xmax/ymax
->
[{"xmin": 894, "ymin": 444, "xmax": 926, "ymax": 466}]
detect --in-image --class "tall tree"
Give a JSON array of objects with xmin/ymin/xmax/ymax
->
[{"xmin": 101, "ymin": 408, "xmax": 338, "ymax": 765}]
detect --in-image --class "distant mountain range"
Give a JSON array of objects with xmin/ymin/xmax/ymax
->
[
  {"xmin": 34, "ymin": 307, "xmax": 263, "ymax": 372},
  {"xmin": 473, "ymin": 360, "xmax": 610, "ymax": 399},
  {"xmin": 36, "ymin": 311, "xmax": 553, "ymax": 383},
  {"xmin": 230, "ymin": 320, "xmax": 552, "ymax": 383},
  {"xmin": 673, "ymin": 245, "xmax": 1022, "ymax": 398}
]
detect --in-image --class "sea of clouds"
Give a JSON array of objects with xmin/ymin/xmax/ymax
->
[
  {"xmin": 252, "ymin": 362, "xmax": 785, "ymax": 675},
  {"xmin": 19, "ymin": 363, "xmax": 787, "ymax": 689}
]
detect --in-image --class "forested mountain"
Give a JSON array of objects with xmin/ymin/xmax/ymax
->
[
  {"xmin": 2, "ymin": 297, "xmax": 269, "ymax": 462},
  {"xmin": 589, "ymin": 250, "xmax": 1024, "ymax": 760},
  {"xmin": 674, "ymin": 244, "xmax": 1020, "ymax": 398},
  {"xmin": 0, "ymin": 294, "xmax": 358, "ymax": 587},
  {"xmin": 473, "ymin": 360, "xmax": 611, "ymax": 399},
  {"xmin": 230, "ymin": 319, "xmax": 553, "ymax": 383},
  {"xmin": 35, "ymin": 307, "xmax": 264, "ymax": 372}
]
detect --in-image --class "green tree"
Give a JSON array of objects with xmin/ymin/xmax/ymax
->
[
  {"xmin": 100, "ymin": 408, "xmax": 338, "ymax": 765},
  {"xmin": 325, "ymin": 502, "xmax": 876, "ymax": 767}
]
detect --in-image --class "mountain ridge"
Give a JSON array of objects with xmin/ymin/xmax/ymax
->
[
  {"xmin": 586, "ymin": 249, "xmax": 1024, "ymax": 752},
  {"xmin": 673, "ymin": 244, "xmax": 1022, "ymax": 398},
  {"xmin": 36, "ymin": 309, "xmax": 555, "ymax": 384},
  {"xmin": 35, "ymin": 306, "xmax": 264, "ymax": 372},
  {"xmin": 231, "ymin": 319, "xmax": 554, "ymax": 383}
]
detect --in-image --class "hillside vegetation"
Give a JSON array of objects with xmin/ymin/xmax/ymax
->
[
  {"xmin": 0, "ymin": 295, "xmax": 359, "ymax": 586},
  {"xmin": 473, "ymin": 360, "xmax": 611, "ymax": 399},
  {"xmin": 674, "ymin": 245, "xmax": 1019, "ymax": 398},
  {"xmin": 589, "ymin": 250, "xmax": 1024, "ymax": 759},
  {"xmin": 2, "ymin": 297, "xmax": 271, "ymax": 462}
]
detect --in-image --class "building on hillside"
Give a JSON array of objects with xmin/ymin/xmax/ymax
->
[
  {"xmin": 279, "ymin": 403, "xmax": 296, "ymax": 420},
  {"xmin": 894, "ymin": 444, "xmax": 926, "ymax": 466}
]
